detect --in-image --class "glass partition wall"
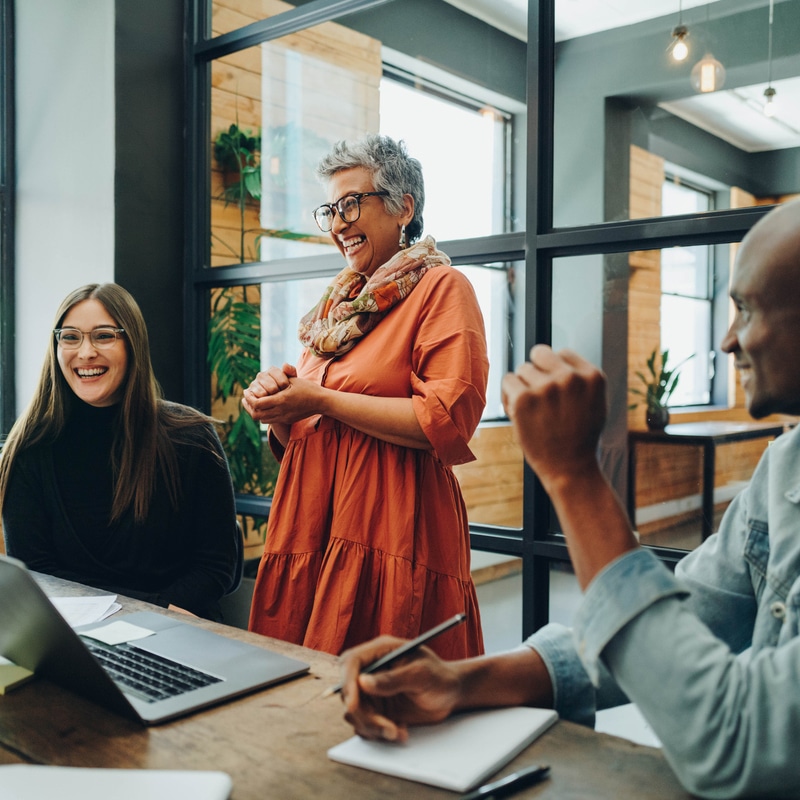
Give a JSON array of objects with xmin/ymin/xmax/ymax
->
[{"xmin": 186, "ymin": 0, "xmax": 800, "ymax": 637}]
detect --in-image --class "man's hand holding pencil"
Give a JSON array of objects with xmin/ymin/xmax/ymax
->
[{"xmin": 333, "ymin": 614, "xmax": 468, "ymax": 742}]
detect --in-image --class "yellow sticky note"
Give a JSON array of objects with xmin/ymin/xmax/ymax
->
[{"xmin": 0, "ymin": 662, "xmax": 35, "ymax": 694}]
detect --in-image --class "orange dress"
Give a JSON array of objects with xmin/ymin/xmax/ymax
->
[{"xmin": 248, "ymin": 266, "xmax": 488, "ymax": 658}]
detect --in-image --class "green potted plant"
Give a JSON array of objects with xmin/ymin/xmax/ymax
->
[
  {"xmin": 213, "ymin": 123, "xmax": 262, "ymax": 264},
  {"xmin": 630, "ymin": 348, "xmax": 694, "ymax": 429},
  {"xmin": 207, "ymin": 287, "xmax": 280, "ymax": 546}
]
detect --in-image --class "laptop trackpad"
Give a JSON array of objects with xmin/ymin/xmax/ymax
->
[{"xmin": 119, "ymin": 615, "xmax": 259, "ymax": 673}]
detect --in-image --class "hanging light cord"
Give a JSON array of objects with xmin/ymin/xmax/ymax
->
[{"xmin": 767, "ymin": 0, "xmax": 774, "ymax": 86}]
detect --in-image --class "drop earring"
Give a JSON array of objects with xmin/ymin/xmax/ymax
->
[{"xmin": 399, "ymin": 225, "xmax": 406, "ymax": 248}]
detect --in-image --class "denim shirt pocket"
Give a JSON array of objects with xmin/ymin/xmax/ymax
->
[{"xmin": 743, "ymin": 521, "xmax": 770, "ymax": 599}]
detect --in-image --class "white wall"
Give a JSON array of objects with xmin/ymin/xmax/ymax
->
[{"xmin": 15, "ymin": 0, "xmax": 114, "ymax": 412}]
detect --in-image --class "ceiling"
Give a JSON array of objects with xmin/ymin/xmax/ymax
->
[
  {"xmin": 442, "ymin": 0, "xmax": 722, "ymax": 42},
  {"xmin": 442, "ymin": 0, "xmax": 800, "ymax": 152}
]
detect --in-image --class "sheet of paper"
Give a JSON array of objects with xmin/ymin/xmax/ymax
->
[
  {"xmin": 49, "ymin": 595, "xmax": 121, "ymax": 628},
  {"xmin": 79, "ymin": 620, "xmax": 155, "ymax": 646},
  {"xmin": 595, "ymin": 703, "xmax": 662, "ymax": 748}
]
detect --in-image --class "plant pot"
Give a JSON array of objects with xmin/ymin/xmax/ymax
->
[{"xmin": 646, "ymin": 407, "xmax": 670, "ymax": 430}]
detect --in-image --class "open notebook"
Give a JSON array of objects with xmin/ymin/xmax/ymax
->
[{"xmin": 328, "ymin": 705, "xmax": 558, "ymax": 792}]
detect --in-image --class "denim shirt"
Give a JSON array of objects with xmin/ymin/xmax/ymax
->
[{"xmin": 524, "ymin": 423, "xmax": 800, "ymax": 799}]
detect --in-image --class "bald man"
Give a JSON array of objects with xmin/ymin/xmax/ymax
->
[{"xmin": 337, "ymin": 199, "xmax": 800, "ymax": 800}]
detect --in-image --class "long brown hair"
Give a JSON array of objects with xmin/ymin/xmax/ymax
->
[{"xmin": 0, "ymin": 283, "xmax": 213, "ymax": 523}]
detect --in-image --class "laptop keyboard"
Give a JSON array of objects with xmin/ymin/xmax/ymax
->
[{"xmin": 82, "ymin": 638, "xmax": 222, "ymax": 703}]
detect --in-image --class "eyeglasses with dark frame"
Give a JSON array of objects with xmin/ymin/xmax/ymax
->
[
  {"xmin": 54, "ymin": 327, "xmax": 126, "ymax": 349},
  {"xmin": 312, "ymin": 191, "xmax": 390, "ymax": 232}
]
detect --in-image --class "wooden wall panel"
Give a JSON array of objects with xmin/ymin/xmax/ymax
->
[
  {"xmin": 627, "ymin": 145, "xmax": 664, "ymax": 430},
  {"xmin": 209, "ymin": 0, "xmax": 382, "ymax": 266},
  {"xmin": 454, "ymin": 425, "xmax": 523, "ymax": 528}
]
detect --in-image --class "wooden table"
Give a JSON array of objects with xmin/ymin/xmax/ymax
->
[
  {"xmin": 0, "ymin": 573, "xmax": 693, "ymax": 799},
  {"xmin": 628, "ymin": 420, "xmax": 786, "ymax": 541}
]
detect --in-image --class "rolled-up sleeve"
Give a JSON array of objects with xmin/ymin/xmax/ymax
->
[
  {"xmin": 574, "ymin": 548, "xmax": 688, "ymax": 685},
  {"xmin": 523, "ymin": 622, "xmax": 603, "ymax": 726},
  {"xmin": 522, "ymin": 551, "xmax": 684, "ymax": 729},
  {"xmin": 410, "ymin": 269, "xmax": 488, "ymax": 467},
  {"xmin": 576, "ymin": 547, "xmax": 800, "ymax": 798}
]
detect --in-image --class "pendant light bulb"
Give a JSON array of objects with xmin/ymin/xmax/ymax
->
[
  {"xmin": 690, "ymin": 53, "xmax": 726, "ymax": 93},
  {"xmin": 670, "ymin": 25, "xmax": 689, "ymax": 61},
  {"xmin": 764, "ymin": 86, "xmax": 777, "ymax": 117}
]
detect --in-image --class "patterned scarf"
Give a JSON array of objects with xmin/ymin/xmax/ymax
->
[{"xmin": 297, "ymin": 235, "xmax": 449, "ymax": 357}]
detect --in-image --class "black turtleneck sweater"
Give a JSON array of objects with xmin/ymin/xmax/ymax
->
[{"xmin": 2, "ymin": 400, "xmax": 239, "ymax": 620}]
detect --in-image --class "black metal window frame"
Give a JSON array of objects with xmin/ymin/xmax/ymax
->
[
  {"xmin": 184, "ymin": 0, "xmax": 774, "ymax": 638},
  {"xmin": 0, "ymin": 0, "xmax": 15, "ymax": 437}
]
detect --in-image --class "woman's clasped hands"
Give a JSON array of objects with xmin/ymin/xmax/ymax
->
[{"xmin": 241, "ymin": 363, "xmax": 321, "ymax": 426}]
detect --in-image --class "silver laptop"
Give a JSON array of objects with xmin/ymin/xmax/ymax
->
[{"xmin": 0, "ymin": 554, "xmax": 310, "ymax": 725}]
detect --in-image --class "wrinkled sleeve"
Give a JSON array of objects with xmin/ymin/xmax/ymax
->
[
  {"xmin": 674, "ymin": 489, "xmax": 759, "ymax": 654},
  {"xmin": 576, "ymin": 545, "xmax": 800, "ymax": 799},
  {"xmin": 523, "ymin": 623, "xmax": 629, "ymax": 728},
  {"xmin": 574, "ymin": 549, "xmax": 688, "ymax": 686},
  {"xmin": 410, "ymin": 269, "xmax": 489, "ymax": 467},
  {"xmin": 522, "ymin": 551, "xmax": 682, "ymax": 728}
]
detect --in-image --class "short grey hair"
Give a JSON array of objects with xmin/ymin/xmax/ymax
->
[{"xmin": 316, "ymin": 134, "xmax": 425, "ymax": 243}]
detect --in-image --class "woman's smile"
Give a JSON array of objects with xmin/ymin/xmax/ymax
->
[
  {"xmin": 326, "ymin": 167, "xmax": 411, "ymax": 277},
  {"xmin": 57, "ymin": 299, "xmax": 128, "ymax": 407}
]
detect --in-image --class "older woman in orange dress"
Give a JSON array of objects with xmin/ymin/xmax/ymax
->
[{"xmin": 243, "ymin": 134, "xmax": 488, "ymax": 658}]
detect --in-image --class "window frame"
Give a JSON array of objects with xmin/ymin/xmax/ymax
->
[
  {"xmin": 0, "ymin": 0, "xmax": 15, "ymax": 437},
  {"xmin": 185, "ymin": 0, "xmax": 773, "ymax": 638},
  {"xmin": 660, "ymin": 175, "xmax": 717, "ymax": 408}
]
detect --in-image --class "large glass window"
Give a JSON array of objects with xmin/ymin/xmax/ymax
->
[
  {"xmin": 209, "ymin": 21, "xmax": 373, "ymax": 267},
  {"xmin": 377, "ymin": 70, "xmax": 517, "ymax": 424},
  {"xmin": 628, "ymin": 236, "xmax": 731, "ymax": 435},
  {"xmin": 0, "ymin": 0, "xmax": 13, "ymax": 435},
  {"xmin": 660, "ymin": 177, "xmax": 714, "ymax": 406},
  {"xmin": 551, "ymin": 238, "xmax": 761, "ymax": 557},
  {"xmin": 379, "ymin": 72, "xmax": 512, "ymax": 240},
  {"xmin": 191, "ymin": 0, "xmax": 794, "ymax": 636},
  {"xmin": 208, "ymin": 6, "xmax": 524, "ymax": 268}
]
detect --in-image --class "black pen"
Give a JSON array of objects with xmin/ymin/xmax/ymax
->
[
  {"xmin": 322, "ymin": 612, "xmax": 466, "ymax": 698},
  {"xmin": 460, "ymin": 764, "xmax": 551, "ymax": 800}
]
